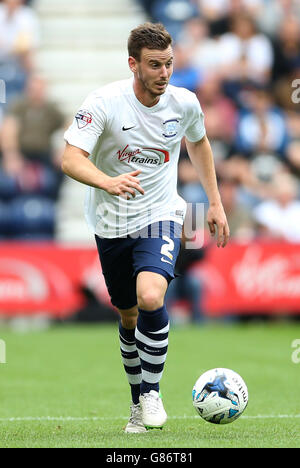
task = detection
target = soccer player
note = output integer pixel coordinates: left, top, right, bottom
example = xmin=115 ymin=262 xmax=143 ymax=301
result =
xmin=62 ymin=22 xmax=229 ymax=433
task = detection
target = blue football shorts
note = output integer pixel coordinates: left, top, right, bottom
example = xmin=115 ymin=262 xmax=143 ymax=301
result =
xmin=95 ymin=220 xmax=182 ymax=310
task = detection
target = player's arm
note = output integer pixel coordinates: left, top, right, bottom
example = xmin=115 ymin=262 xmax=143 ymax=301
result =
xmin=61 ymin=143 xmax=144 ymax=199
xmin=185 ymin=135 xmax=230 ymax=247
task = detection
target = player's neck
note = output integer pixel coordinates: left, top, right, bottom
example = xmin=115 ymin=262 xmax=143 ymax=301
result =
xmin=133 ymin=80 xmax=160 ymax=108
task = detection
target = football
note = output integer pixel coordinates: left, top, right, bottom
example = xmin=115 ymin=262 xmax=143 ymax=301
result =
xmin=192 ymin=368 xmax=248 ymax=424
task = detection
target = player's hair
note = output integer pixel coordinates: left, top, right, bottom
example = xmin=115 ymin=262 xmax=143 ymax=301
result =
xmin=128 ymin=22 xmax=172 ymax=61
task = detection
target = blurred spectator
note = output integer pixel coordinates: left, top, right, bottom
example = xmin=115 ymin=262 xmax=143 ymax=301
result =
xmin=0 ymin=0 xmax=40 ymax=106
xmin=253 ymin=171 xmax=300 ymax=242
xmin=234 ymin=83 xmax=290 ymax=159
xmin=196 ymin=74 xmax=237 ymax=151
xmin=218 ymin=12 xmax=274 ymax=88
xmin=170 ymin=43 xmax=202 ymax=92
xmin=257 ymin=0 xmax=300 ymax=39
xmin=286 ymin=140 xmax=300 ymax=177
xmin=178 ymin=17 xmax=221 ymax=79
xmin=218 ymin=173 xmax=255 ymax=240
xmin=197 ymin=0 xmax=263 ymax=36
xmin=216 ymin=155 xmax=278 ymax=209
xmin=273 ymin=61 xmax=300 ymax=174
xmin=271 ymin=15 xmax=300 ymax=82
xmin=146 ymin=0 xmax=199 ymax=41
xmin=0 ymin=74 xmax=65 ymax=179
xmin=274 ymin=66 xmax=300 ymax=115
xmin=178 ymin=71 xmax=238 ymax=205
xmin=197 ymin=0 xmax=263 ymax=21
xmin=0 ymin=73 xmax=65 ymax=240
xmin=178 ymin=141 xmax=208 ymax=205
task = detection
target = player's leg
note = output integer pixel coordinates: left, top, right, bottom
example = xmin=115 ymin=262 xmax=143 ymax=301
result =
xmin=95 ymin=235 xmax=145 ymax=433
xmin=118 ymin=304 xmax=147 ymax=433
xmin=136 ymin=271 xmax=169 ymax=395
xmin=132 ymin=221 xmax=182 ymax=428
xmin=135 ymin=271 xmax=169 ymax=428
xmin=118 ymin=305 xmax=141 ymax=406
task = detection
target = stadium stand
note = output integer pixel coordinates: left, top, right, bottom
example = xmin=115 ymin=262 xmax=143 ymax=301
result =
xmin=33 ymin=0 xmax=146 ymax=115
xmin=35 ymin=0 xmax=147 ymax=244
xmin=0 ymin=0 xmax=147 ymax=243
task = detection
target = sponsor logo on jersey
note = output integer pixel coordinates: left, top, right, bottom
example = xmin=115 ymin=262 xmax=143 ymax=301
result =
xmin=116 ymin=145 xmax=169 ymax=166
xmin=163 ymin=118 xmax=179 ymax=138
xmin=75 ymin=110 xmax=93 ymax=129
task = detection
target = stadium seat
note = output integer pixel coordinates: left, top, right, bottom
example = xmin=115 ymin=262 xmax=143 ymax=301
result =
xmin=9 ymin=195 xmax=55 ymax=238
xmin=150 ymin=0 xmax=198 ymax=41
xmin=0 ymin=170 xmax=19 ymax=201
xmin=0 ymin=200 xmax=11 ymax=235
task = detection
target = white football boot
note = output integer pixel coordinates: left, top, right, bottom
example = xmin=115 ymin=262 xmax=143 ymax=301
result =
xmin=139 ymin=390 xmax=167 ymax=429
xmin=124 ymin=402 xmax=147 ymax=433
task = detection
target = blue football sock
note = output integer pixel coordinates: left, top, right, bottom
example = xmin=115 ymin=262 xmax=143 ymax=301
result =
xmin=135 ymin=305 xmax=169 ymax=395
xmin=119 ymin=322 xmax=141 ymax=405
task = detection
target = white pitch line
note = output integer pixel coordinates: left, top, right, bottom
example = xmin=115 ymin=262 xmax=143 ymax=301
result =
xmin=0 ymin=414 xmax=299 ymax=422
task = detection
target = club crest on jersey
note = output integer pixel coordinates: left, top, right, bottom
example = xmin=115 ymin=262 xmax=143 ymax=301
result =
xmin=75 ymin=110 xmax=93 ymax=129
xmin=163 ymin=118 xmax=179 ymax=138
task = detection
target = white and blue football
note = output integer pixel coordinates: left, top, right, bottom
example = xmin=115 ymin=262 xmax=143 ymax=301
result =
xmin=192 ymin=368 xmax=248 ymax=424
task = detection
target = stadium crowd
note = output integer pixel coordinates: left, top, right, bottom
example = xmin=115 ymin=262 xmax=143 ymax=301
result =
xmin=0 ymin=0 xmax=299 ymax=246
xmin=0 ymin=0 xmax=63 ymax=240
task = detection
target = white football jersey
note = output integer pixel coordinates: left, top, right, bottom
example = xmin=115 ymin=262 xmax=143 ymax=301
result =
xmin=64 ymin=78 xmax=206 ymax=238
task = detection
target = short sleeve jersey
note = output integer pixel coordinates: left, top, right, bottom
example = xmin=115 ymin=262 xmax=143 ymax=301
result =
xmin=64 ymin=78 xmax=206 ymax=238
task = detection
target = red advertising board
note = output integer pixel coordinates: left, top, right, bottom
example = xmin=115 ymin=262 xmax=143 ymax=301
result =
xmin=193 ymin=241 xmax=300 ymax=316
xmin=0 ymin=242 xmax=299 ymax=317
xmin=0 ymin=243 xmax=110 ymax=318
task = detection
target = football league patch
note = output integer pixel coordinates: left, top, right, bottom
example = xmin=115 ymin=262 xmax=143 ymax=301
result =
xmin=75 ymin=110 xmax=93 ymax=129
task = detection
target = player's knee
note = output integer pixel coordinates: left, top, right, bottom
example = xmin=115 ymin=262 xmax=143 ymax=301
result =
xmin=137 ymin=289 xmax=164 ymax=311
xmin=136 ymin=271 xmax=168 ymax=311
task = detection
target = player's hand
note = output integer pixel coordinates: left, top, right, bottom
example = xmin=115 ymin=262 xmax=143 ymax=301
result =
xmin=103 ymin=169 xmax=145 ymax=199
xmin=207 ymin=202 xmax=230 ymax=248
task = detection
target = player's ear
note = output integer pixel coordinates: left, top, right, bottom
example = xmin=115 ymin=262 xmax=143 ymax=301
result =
xmin=128 ymin=56 xmax=138 ymax=74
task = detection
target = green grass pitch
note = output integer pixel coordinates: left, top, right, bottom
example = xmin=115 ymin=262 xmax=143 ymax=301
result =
xmin=0 ymin=321 xmax=299 ymax=448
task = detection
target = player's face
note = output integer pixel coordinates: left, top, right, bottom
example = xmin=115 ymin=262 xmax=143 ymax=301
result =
xmin=131 ymin=46 xmax=174 ymax=103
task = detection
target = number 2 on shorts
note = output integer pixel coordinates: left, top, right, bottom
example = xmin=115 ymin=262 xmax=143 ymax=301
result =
xmin=160 ymin=235 xmax=174 ymax=261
